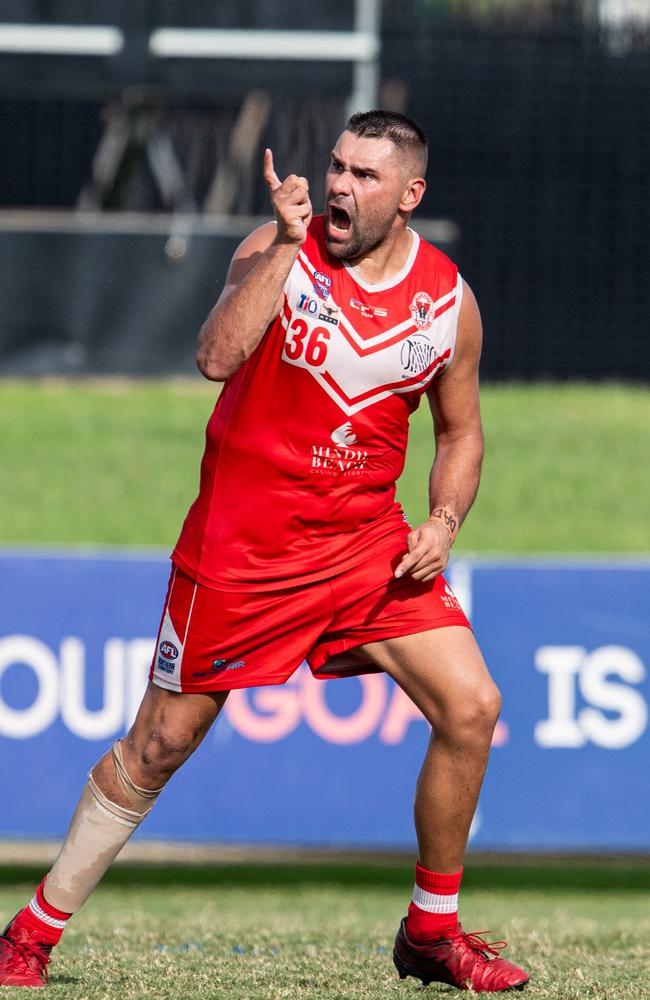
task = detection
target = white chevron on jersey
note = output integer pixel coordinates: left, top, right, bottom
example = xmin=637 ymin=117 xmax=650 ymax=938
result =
xmin=298 ymin=246 xmax=459 ymax=351
xmin=281 ymin=262 xmax=462 ymax=418
xmin=297 ymin=249 xmax=421 ymax=352
xmin=280 ymin=304 xmax=457 ymax=417
xmin=311 ymin=353 xmax=451 ymax=417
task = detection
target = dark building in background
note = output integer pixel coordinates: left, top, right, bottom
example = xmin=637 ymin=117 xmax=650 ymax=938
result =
xmin=0 ymin=1 xmax=648 ymax=379
xmin=384 ymin=1 xmax=650 ymax=380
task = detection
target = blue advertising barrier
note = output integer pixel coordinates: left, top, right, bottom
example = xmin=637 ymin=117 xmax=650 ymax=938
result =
xmin=0 ymin=550 xmax=648 ymax=851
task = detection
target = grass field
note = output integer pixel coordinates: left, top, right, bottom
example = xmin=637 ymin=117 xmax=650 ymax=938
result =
xmin=0 ymin=380 xmax=648 ymax=552
xmin=2 ymin=380 xmax=648 ymax=997
xmin=0 ymin=860 xmax=648 ymax=999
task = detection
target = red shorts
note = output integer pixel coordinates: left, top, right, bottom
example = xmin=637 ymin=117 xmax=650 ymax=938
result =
xmin=149 ymin=541 xmax=471 ymax=693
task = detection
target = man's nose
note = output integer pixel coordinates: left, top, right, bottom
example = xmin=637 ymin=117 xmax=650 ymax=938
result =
xmin=329 ymin=169 xmax=352 ymax=196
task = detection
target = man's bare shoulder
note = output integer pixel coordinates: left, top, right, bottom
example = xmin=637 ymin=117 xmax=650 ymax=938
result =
xmin=225 ymin=222 xmax=278 ymax=286
xmin=237 ymin=221 xmax=278 ymax=256
xmin=456 ymin=279 xmax=482 ymax=361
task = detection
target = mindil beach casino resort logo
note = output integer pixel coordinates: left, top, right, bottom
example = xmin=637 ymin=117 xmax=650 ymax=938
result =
xmin=410 ymin=291 xmax=434 ymax=331
xmin=309 ymin=422 xmax=367 ymax=476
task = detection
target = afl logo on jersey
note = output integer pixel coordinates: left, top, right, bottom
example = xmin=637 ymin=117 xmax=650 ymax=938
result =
xmin=410 ymin=291 xmax=434 ymax=331
xmin=313 ymin=270 xmax=332 ymax=300
xmin=159 ymin=640 xmax=179 ymax=661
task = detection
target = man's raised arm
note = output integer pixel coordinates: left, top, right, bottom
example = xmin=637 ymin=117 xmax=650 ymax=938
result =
xmin=196 ymin=149 xmax=312 ymax=381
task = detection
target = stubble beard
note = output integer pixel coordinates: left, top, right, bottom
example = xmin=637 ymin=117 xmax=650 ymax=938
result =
xmin=326 ymin=211 xmax=395 ymax=263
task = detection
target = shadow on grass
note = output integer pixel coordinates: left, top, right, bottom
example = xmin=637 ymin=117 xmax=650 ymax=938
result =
xmin=0 ymin=860 xmax=648 ymax=894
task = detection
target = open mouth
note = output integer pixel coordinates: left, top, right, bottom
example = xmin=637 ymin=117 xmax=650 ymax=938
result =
xmin=328 ymin=203 xmax=351 ymax=236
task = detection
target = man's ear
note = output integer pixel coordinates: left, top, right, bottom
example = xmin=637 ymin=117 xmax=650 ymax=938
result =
xmin=400 ymin=176 xmax=426 ymax=213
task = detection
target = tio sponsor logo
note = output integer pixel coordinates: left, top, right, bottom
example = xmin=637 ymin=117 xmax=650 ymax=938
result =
xmin=535 ymin=645 xmax=647 ymax=749
xmin=297 ymin=293 xmax=319 ymax=317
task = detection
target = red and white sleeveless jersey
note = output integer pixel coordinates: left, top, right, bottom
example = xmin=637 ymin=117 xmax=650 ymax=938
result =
xmin=173 ymin=216 xmax=463 ymax=590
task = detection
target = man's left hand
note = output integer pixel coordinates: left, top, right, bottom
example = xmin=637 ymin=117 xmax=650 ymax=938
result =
xmin=394 ymin=521 xmax=452 ymax=582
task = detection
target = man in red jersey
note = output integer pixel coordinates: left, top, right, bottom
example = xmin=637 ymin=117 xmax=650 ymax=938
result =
xmin=0 ymin=111 xmax=528 ymax=992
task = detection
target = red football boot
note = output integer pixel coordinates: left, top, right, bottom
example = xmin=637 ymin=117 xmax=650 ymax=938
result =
xmin=394 ymin=918 xmax=529 ymax=992
xmin=0 ymin=918 xmax=52 ymax=988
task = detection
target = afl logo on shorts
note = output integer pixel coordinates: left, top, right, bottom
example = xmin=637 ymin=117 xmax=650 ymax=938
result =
xmin=159 ymin=640 xmax=179 ymax=661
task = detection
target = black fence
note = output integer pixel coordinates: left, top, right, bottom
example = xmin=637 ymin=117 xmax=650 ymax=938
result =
xmin=0 ymin=2 xmax=648 ymax=379
xmin=383 ymin=6 xmax=650 ymax=379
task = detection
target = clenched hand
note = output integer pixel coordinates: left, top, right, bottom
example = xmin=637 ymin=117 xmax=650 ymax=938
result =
xmin=394 ymin=520 xmax=453 ymax=582
xmin=263 ymin=148 xmax=312 ymax=246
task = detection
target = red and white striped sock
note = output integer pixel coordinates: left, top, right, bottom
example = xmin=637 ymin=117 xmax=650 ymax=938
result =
xmin=10 ymin=879 xmax=72 ymax=947
xmin=405 ymin=863 xmax=463 ymax=943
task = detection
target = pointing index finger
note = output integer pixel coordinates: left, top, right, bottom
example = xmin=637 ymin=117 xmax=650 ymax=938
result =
xmin=263 ymin=148 xmax=281 ymax=192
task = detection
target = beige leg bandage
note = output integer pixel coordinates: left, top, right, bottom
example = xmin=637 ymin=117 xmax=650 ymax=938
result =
xmin=44 ymin=741 xmax=164 ymax=913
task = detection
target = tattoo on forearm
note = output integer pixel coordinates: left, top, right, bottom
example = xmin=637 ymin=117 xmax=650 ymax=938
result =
xmin=430 ymin=507 xmax=458 ymax=538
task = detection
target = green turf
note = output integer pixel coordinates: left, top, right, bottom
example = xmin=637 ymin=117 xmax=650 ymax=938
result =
xmin=0 ymin=861 xmax=648 ymax=998
xmin=0 ymin=380 xmax=648 ymax=552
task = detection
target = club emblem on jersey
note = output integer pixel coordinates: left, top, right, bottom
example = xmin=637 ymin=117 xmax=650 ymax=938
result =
xmin=331 ymin=421 xmax=357 ymax=446
xmin=410 ymin=291 xmax=434 ymax=331
xmin=285 ymin=248 xmax=456 ymax=418
xmin=350 ymin=298 xmax=388 ymax=319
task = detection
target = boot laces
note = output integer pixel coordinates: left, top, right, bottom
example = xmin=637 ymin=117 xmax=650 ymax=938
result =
xmin=5 ymin=935 xmax=50 ymax=983
xmin=458 ymin=929 xmax=507 ymax=962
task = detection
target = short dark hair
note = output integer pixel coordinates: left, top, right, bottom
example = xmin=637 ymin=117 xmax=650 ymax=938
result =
xmin=345 ymin=110 xmax=428 ymax=173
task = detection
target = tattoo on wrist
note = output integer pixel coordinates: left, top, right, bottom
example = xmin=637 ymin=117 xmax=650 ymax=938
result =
xmin=430 ymin=507 xmax=458 ymax=538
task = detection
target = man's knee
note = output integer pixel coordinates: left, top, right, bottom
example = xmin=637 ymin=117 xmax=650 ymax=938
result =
xmin=117 ymin=682 xmax=226 ymax=788
xmin=92 ymin=724 xmax=198 ymax=803
xmin=128 ymin=723 xmax=199 ymax=785
xmin=434 ymin=679 xmax=502 ymax=745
